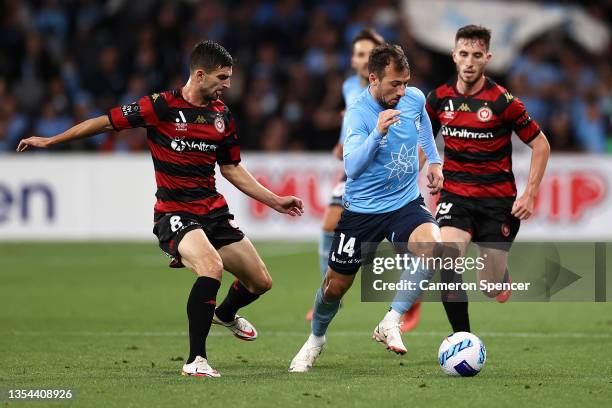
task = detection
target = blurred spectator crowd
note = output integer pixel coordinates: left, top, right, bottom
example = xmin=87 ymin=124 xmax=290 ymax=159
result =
xmin=0 ymin=0 xmax=610 ymax=153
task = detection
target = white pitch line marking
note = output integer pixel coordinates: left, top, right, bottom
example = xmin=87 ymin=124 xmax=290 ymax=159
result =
xmin=10 ymin=330 xmax=612 ymax=339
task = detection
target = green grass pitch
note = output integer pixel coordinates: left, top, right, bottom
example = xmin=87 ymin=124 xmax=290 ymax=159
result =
xmin=1 ymin=242 xmax=611 ymax=407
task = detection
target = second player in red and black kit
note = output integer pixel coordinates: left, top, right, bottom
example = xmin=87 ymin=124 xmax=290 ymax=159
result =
xmin=18 ymin=41 xmax=304 ymax=377
xmin=425 ymin=25 xmax=550 ymax=334
xmin=426 ymin=76 xmax=541 ymax=242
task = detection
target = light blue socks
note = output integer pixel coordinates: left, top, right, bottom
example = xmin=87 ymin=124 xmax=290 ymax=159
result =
xmin=319 ymin=231 xmax=335 ymax=279
xmin=390 ymin=263 xmax=435 ymax=314
xmin=311 ymin=286 xmax=341 ymax=336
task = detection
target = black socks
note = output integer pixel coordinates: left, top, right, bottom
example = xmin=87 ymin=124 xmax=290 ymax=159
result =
xmin=215 ymin=279 xmax=260 ymax=323
xmin=440 ymin=268 xmax=471 ymax=333
xmin=186 ymin=276 xmax=221 ymax=364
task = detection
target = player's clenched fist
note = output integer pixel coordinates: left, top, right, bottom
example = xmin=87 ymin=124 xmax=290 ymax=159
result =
xmin=17 ymin=136 xmax=50 ymax=152
xmin=376 ymin=109 xmax=401 ymax=136
xmin=427 ymin=163 xmax=444 ymax=194
xmin=511 ymin=193 xmax=535 ymax=220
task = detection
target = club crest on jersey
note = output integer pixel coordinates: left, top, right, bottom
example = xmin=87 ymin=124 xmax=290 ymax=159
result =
xmin=501 ymin=223 xmax=510 ymax=237
xmin=214 ymin=115 xmax=225 ymax=133
xmin=477 ymin=106 xmax=493 ymax=122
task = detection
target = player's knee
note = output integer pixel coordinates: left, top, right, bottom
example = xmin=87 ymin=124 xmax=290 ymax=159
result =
xmin=251 ymin=275 xmax=273 ymax=294
xmin=323 ymin=281 xmax=347 ymax=301
xmin=244 ymin=263 xmax=272 ymax=294
xmin=192 ymin=256 xmax=223 ymax=279
xmin=323 ymin=285 xmax=342 ymax=301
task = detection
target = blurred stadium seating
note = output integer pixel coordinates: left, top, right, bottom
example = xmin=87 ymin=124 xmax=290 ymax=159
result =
xmin=0 ymin=0 xmax=610 ymax=241
xmin=0 ymin=0 xmax=609 ymax=153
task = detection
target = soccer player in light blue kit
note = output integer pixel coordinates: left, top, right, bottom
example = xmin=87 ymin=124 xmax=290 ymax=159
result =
xmin=307 ymin=28 xmax=384 ymax=321
xmin=290 ymin=44 xmax=444 ymax=372
xmin=309 ymin=29 xmax=422 ymax=331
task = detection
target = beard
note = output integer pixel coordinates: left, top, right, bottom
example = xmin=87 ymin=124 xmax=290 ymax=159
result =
xmin=458 ymin=68 xmax=483 ymax=86
xmin=374 ymin=85 xmax=399 ymax=108
xmin=379 ymin=95 xmax=399 ymax=109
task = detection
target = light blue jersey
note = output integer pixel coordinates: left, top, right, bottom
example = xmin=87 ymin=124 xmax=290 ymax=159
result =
xmin=342 ymin=87 xmax=442 ymax=214
xmin=343 ymin=75 xmax=366 ymax=107
xmin=338 ymin=75 xmax=367 ymax=144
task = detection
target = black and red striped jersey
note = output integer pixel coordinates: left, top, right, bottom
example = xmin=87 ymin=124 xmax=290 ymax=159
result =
xmin=426 ymin=77 xmax=541 ymax=204
xmin=107 ymin=89 xmax=240 ymax=216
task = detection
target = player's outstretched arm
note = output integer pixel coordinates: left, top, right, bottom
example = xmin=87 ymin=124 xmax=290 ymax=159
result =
xmin=220 ymin=163 xmax=304 ymax=217
xmin=512 ymin=132 xmax=550 ymax=220
xmin=17 ymin=115 xmax=114 ymax=152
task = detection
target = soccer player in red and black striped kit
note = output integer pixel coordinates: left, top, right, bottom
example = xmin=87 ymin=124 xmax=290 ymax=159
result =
xmin=17 ymin=41 xmax=304 ymax=377
xmin=425 ymin=25 xmax=550 ymax=333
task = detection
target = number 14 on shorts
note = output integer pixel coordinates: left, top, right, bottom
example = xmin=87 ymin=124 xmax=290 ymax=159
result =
xmin=337 ymin=233 xmax=356 ymax=257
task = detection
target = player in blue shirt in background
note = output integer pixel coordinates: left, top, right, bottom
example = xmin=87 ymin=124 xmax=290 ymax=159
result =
xmin=291 ymin=44 xmax=444 ymax=372
xmin=308 ymin=29 xmax=422 ymax=332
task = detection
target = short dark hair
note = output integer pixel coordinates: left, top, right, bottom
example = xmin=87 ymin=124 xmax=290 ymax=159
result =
xmin=368 ymin=44 xmax=410 ymax=79
xmin=352 ymin=28 xmax=385 ymax=48
xmin=455 ymin=25 xmax=492 ymax=51
xmin=189 ymin=40 xmax=233 ymax=72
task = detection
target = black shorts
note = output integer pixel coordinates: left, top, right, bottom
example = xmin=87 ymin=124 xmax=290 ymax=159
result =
xmin=435 ymin=191 xmax=520 ymax=251
xmin=153 ymin=211 xmax=245 ymax=268
xmin=329 ymin=174 xmax=347 ymax=207
xmin=328 ymin=196 xmax=437 ymax=275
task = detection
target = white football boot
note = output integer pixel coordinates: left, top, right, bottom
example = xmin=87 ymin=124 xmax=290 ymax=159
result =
xmin=372 ymin=320 xmax=407 ymax=355
xmin=212 ymin=313 xmax=258 ymax=341
xmin=288 ymin=335 xmax=326 ymax=373
xmin=181 ymin=356 xmax=221 ymax=378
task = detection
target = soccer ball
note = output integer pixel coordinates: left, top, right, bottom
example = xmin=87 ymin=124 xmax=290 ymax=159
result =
xmin=438 ymin=332 xmax=486 ymax=377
